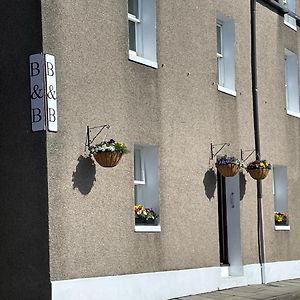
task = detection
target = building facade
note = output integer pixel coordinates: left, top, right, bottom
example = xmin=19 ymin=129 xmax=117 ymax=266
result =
xmin=1 ymin=0 xmax=300 ymax=299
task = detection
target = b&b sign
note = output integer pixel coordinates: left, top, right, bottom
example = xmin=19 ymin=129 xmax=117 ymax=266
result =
xmin=29 ymin=53 xmax=58 ymax=132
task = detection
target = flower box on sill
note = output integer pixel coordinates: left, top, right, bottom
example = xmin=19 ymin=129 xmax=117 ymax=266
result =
xmin=134 ymin=205 xmax=158 ymax=226
xmin=135 ymin=218 xmax=156 ymax=225
xmin=274 ymin=212 xmax=289 ymax=227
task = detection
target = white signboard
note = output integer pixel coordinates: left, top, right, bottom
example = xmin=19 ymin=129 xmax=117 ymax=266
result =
xmin=29 ymin=54 xmax=46 ymax=131
xmin=45 ymin=54 xmax=58 ymax=132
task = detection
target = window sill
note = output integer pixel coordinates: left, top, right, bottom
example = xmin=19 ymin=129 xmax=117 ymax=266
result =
xmin=129 ymin=51 xmax=158 ymax=69
xmin=275 ymin=225 xmax=290 ymax=231
xmin=135 ymin=225 xmax=161 ymax=233
xmin=217 ymin=85 xmax=237 ymax=97
xmin=287 ymin=110 xmax=300 ymax=119
xmin=284 ymin=20 xmax=297 ymax=31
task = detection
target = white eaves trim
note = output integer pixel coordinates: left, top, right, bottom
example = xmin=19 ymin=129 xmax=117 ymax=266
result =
xmin=287 ymin=109 xmax=300 ymax=119
xmin=217 ymin=85 xmax=237 ymax=97
xmin=135 ymin=225 xmax=161 ymax=232
xmin=275 ymin=225 xmax=290 ymax=231
xmin=129 ymin=51 xmax=158 ymax=69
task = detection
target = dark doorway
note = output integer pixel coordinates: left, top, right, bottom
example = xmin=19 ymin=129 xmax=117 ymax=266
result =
xmin=217 ymin=172 xmax=229 ymax=265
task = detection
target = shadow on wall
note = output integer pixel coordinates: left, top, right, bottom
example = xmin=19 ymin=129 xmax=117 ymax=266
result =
xmin=203 ymin=168 xmax=217 ymax=200
xmin=72 ymin=155 xmax=96 ymax=195
xmin=203 ymin=170 xmax=247 ymax=201
xmin=240 ymin=172 xmax=246 ymax=201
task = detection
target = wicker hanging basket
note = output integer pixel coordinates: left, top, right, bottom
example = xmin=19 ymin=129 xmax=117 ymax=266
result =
xmin=247 ymin=168 xmax=269 ymax=180
xmin=216 ymin=164 xmax=240 ymax=177
xmin=93 ymin=151 xmax=123 ymax=167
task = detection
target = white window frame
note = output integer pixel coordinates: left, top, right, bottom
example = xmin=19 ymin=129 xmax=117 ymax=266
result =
xmin=216 ymin=13 xmax=236 ymax=97
xmin=272 ymin=165 xmax=290 ymax=231
xmin=284 ymin=49 xmax=300 ymax=118
xmin=134 ymin=144 xmax=160 ymax=232
xmin=284 ymin=0 xmax=297 ymax=31
xmin=217 ymin=23 xmax=224 ymax=88
xmin=128 ymin=0 xmax=158 ymax=69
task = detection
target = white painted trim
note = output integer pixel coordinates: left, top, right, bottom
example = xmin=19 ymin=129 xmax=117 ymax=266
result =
xmin=217 ymin=85 xmax=237 ymax=97
xmin=129 ymin=51 xmax=158 ymax=69
xmin=135 ymin=225 xmax=161 ymax=232
xmin=52 ymin=267 xmax=221 ymax=300
xmin=51 ymin=261 xmax=300 ymax=300
xmin=275 ymin=225 xmax=290 ymax=231
xmin=284 ymin=19 xmax=297 ymax=31
xmin=287 ymin=109 xmax=300 ymax=119
xmin=219 ymin=264 xmax=262 ymax=290
xmin=264 ymin=260 xmax=300 ymax=283
xmin=128 ymin=13 xmax=140 ymax=23
xmin=221 ymin=266 xmax=229 ymax=277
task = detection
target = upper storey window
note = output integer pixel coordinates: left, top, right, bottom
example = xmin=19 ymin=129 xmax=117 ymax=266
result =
xmin=128 ymin=0 xmax=157 ymax=68
xmin=284 ymin=49 xmax=300 ymax=118
xmin=284 ymin=0 xmax=297 ymax=31
xmin=216 ymin=13 xmax=236 ymax=97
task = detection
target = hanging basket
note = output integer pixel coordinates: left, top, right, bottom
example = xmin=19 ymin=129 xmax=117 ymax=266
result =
xmin=216 ymin=164 xmax=240 ymax=177
xmin=247 ymin=168 xmax=269 ymax=180
xmin=93 ymin=151 xmax=123 ymax=167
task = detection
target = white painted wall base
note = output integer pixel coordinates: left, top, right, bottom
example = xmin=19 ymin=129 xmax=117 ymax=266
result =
xmin=219 ymin=264 xmax=261 ymax=290
xmin=51 ymin=261 xmax=300 ymax=300
xmin=52 ymin=267 xmax=220 ymax=300
xmin=264 ymin=260 xmax=300 ymax=283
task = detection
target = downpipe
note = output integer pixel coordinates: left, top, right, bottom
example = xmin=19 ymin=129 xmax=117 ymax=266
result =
xmin=250 ymin=0 xmax=266 ymax=284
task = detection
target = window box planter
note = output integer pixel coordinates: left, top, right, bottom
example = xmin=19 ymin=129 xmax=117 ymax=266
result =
xmin=135 ymin=218 xmax=156 ymax=225
xmin=274 ymin=212 xmax=289 ymax=227
xmin=134 ymin=205 xmax=158 ymax=226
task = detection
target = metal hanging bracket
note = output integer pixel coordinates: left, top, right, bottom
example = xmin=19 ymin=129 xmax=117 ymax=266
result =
xmin=210 ymin=143 xmax=230 ymax=160
xmin=240 ymin=148 xmax=255 ymax=162
xmin=85 ymin=124 xmax=110 ymax=151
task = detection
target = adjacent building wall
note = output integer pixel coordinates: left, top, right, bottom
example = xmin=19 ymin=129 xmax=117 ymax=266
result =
xmin=0 ymin=0 xmax=51 ymax=299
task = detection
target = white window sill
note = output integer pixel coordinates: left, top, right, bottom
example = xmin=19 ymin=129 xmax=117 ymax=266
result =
xmin=128 ymin=51 xmax=158 ymax=69
xmin=135 ymin=225 xmax=161 ymax=232
xmin=284 ymin=20 xmax=297 ymax=31
xmin=217 ymin=85 xmax=237 ymax=97
xmin=287 ymin=109 xmax=300 ymax=119
xmin=275 ymin=225 xmax=290 ymax=231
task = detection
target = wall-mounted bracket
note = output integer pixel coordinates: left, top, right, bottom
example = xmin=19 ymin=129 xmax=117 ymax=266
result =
xmin=85 ymin=124 xmax=110 ymax=151
xmin=240 ymin=149 xmax=255 ymax=162
xmin=210 ymin=143 xmax=230 ymax=160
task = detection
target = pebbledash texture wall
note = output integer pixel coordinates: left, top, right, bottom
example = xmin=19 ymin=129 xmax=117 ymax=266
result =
xmin=1 ymin=0 xmax=300 ymax=299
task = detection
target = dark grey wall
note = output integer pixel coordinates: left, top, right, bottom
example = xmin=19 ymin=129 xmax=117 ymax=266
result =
xmin=0 ymin=1 xmax=50 ymax=299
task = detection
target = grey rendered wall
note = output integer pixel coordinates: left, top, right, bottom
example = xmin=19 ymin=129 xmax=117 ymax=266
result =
xmin=0 ymin=0 xmax=51 ymax=299
xmin=256 ymin=3 xmax=300 ymax=262
xmin=41 ymin=0 xmax=299 ymax=281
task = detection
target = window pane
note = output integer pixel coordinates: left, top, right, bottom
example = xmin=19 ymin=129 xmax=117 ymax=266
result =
xmin=128 ymin=0 xmax=138 ymax=17
xmin=134 ymin=148 xmax=142 ymax=181
xmin=129 ymin=21 xmax=136 ymax=52
xmin=217 ymin=25 xmax=222 ymax=55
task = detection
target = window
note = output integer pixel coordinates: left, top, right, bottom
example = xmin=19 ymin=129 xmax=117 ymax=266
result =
xmin=128 ymin=0 xmax=157 ymax=68
xmin=216 ymin=13 xmax=236 ymax=96
xmin=273 ymin=166 xmax=290 ymax=230
xmin=284 ymin=49 xmax=300 ymax=118
xmin=284 ymin=0 xmax=297 ymax=31
xmin=134 ymin=145 xmax=160 ymax=231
